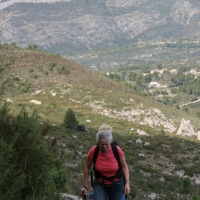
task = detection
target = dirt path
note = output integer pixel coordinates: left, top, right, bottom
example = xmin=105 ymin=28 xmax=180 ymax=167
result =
xmin=179 ymin=98 xmax=200 ymax=107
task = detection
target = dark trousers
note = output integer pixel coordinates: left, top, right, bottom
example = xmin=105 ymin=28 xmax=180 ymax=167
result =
xmin=93 ymin=177 xmax=125 ymax=200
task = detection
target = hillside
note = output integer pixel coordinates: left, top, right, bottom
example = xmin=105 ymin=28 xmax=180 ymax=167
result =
xmin=0 ymin=44 xmax=200 ymax=199
xmin=69 ymin=39 xmax=200 ymax=70
xmin=1 ymin=43 xmax=200 ymax=134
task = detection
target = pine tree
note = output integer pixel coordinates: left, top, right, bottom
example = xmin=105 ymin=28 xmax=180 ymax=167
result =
xmin=64 ymin=108 xmax=79 ymax=129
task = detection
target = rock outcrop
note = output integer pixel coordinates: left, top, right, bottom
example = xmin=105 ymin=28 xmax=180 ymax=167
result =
xmin=90 ymin=100 xmax=200 ymax=140
xmin=176 ymin=118 xmax=199 ymax=139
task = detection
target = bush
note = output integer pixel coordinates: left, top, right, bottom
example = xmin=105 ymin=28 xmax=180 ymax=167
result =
xmin=193 ymin=193 xmax=200 ymax=200
xmin=0 ymin=103 xmax=67 ymax=200
xmin=196 ymin=112 xmax=200 ymax=118
xmin=57 ymin=65 xmax=70 ymax=75
xmin=48 ymin=61 xmax=56 ymax=71
xmin=179 ymin=177 xmax=192 ymax=199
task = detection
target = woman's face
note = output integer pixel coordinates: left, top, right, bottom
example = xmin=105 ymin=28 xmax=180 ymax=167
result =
xmin=99 ymin=139 xmax=110 ymax=153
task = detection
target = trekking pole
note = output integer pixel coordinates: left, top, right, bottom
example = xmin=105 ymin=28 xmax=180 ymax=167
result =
xmin=83 ymin=194 xmax=86 ymax=200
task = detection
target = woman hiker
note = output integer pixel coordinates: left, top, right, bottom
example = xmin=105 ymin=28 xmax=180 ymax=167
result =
xmin=81 ymin=124 xmax=130 ymax=200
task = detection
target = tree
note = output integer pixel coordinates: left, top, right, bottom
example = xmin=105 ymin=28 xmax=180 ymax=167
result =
xmin=64 ymin=108 xmax=79 ymax=129
xmin=152 ymin=71 xmax=160 ymax=81
xmin=27 ymin=44 xmax=38 ymax=50
xmin=144 ymin=74 xmax=152 ymax=83
xmin=156 ymin=63 xmax=163 ymax=69
xmin=127 ymin=71 xmax=137 ymax=81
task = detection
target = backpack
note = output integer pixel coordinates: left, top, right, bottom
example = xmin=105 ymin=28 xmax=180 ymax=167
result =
xmin=90 ymin=141 xmax=125 ymax=187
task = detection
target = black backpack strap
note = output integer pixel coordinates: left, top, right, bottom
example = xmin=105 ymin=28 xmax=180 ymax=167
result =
xmin=111 ymin=142 xmax=120 ymax=167
xmin=90 ymin=145 xmax=100 ymax=187
xmin=93 ymin=145 xmax=100 ymax=167
xmin=112 ymin=142 xmax=126 ymax=188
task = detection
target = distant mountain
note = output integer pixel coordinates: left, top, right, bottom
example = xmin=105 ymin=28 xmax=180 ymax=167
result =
xmin=1 ymin=0 xmax=200 ymax=69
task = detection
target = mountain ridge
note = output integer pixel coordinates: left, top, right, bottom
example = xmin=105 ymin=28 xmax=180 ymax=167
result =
xmin=1 ymin=0 xmax=200 ymax=63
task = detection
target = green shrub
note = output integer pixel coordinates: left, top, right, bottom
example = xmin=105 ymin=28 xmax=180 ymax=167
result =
xmin=179 ymin=177 xmax=192 ymax=199
xmin=51 ymin=169 xmax=67 ymax=191
xmin=48 ymin=61 xmax=56 ymax=71
xmin=0 ymin=103 xmax=67 ymax=200
xmin=57 ymin=65 xmax=70 ymax=75
xmin=18 ymin=81 xmax=31 ymax=93
xmin=193 ymin=193 xmax=200 ymax=200
xmin=27 ymin=44 xmax=38 ymax=50
xmin=196 ymin=112 xmax=200 ymax=118
xmin=29 ymin=69 xmax=34 ymax=73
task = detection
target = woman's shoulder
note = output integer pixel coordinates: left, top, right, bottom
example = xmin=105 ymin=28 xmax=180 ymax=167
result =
xmin=115 ymin=145 xmax=124 ymax=156
xmin=88 ymin=145 xmax=97 ymax=159
xmin=89 ymin=145 xmax=97 ymax=152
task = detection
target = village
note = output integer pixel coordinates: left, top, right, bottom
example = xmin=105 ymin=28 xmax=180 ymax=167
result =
xmin=147 ymin=67 xmax=200 ymax=88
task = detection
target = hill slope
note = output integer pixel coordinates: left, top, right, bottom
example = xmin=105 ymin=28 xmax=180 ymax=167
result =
xmin=0 ymin=43 xmax=199 ymax=137
xmin=1 ymin=44 xmax=200 ymax=199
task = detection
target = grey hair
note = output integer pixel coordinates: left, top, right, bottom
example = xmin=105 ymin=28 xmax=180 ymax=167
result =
xmin=96 ymin=124 xmax=113 ymax=143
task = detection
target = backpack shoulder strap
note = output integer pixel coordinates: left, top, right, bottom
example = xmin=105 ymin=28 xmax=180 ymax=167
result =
xmin=93 ymin=145 xmax=100 ymax=168
xmin=111 ymin=142 xmax=126 ymax=191
xmin=91 ymin=145 xmax=100 ymax=187
xmin=111 ymin=142 xmax=121 ymax=168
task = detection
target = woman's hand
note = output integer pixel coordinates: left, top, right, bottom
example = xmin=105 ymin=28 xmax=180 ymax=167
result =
xmin=125 ymin=182 xmax=131 ymax=197
xmin=81 ymin=186 xmax=87 ymax=197
xmin=82 ymin=156 xmax=92 ymax=197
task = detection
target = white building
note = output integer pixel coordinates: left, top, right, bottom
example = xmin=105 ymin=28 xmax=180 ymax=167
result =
xmin=148 ymin=82 xmax=161 ymax=88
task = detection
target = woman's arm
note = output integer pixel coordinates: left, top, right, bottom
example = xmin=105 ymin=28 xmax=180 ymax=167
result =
xmin=81 ymin=156 xmax=93 ymax=195
xmin=120 ymin=155 xmax=131 ymax=196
